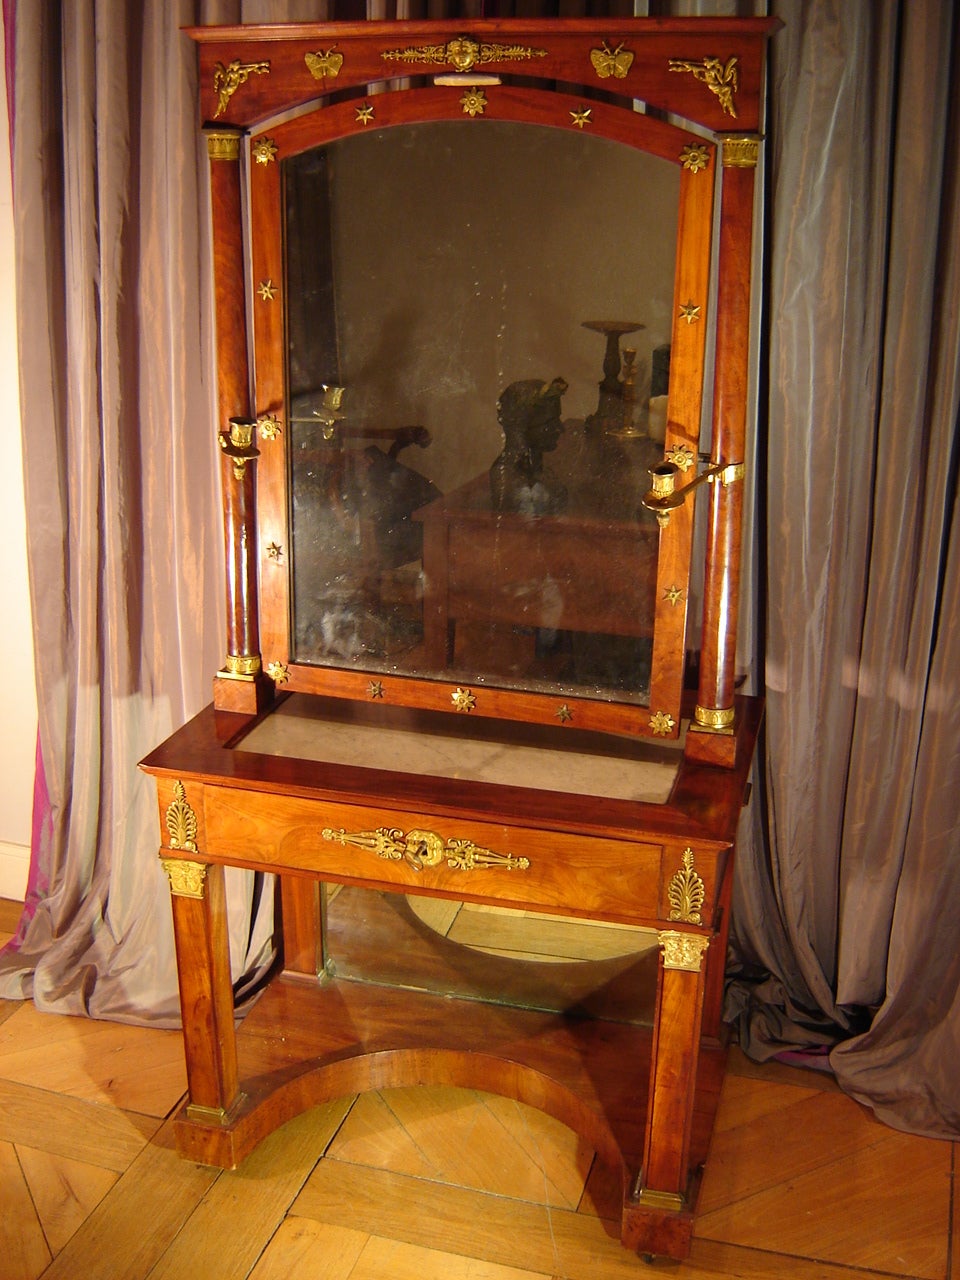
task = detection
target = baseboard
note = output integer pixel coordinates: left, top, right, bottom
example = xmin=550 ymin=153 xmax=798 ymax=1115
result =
xmin=0 ymin=840 xmax=30 ymax=902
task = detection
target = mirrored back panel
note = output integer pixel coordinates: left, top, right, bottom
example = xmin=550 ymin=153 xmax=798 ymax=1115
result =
xmin=287 ymin=120 xmax=677 ymax=700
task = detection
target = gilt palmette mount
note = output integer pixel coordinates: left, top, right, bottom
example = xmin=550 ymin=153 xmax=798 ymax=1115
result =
xmin=667 ymin=847 xmax=706 ymax=925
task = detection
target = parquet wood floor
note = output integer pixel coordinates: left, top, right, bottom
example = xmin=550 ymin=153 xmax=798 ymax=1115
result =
xmin=1 ymin=897 xmax=956 ymax=1280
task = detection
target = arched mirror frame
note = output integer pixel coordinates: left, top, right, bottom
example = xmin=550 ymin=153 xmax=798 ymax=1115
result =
xmin=252 ymin=91 xmax=709 ymax=738
xmin=194 ymin=18 xmax=775 ymax=764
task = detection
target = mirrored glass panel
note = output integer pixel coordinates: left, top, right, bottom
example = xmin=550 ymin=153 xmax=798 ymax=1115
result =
xmin=324 ymin=885 xmax=659 ymax=1024
xmin=284 ymin=121 xmax=679 ymax=704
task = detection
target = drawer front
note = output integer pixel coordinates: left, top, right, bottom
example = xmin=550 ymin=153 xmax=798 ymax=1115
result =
xmin=197 ymin=785 xmax=723 ymax=928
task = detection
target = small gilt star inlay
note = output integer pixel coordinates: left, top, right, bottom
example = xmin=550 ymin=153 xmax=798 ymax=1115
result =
xmin=257 ymin=279 xmax=277 ymax=302
xmin=679 ymin=300 xmax=702 ymax=325
xmin=355 ymin=103 xmax=375 ymax=125
xmin=680 ymin=143 xmax=711 ymax=173
xmin=663 ymin=584 xmax=684 ymax=606
xmin=665 ymin=445 xmax=696 ymax=476
xmin=257 ymin=414 xmax=282 ymax=441
xmin=367 ymin=680 xmax=384 ymax=699
xmin=570 ymin=106 xmax=592 ymax=129
xmin=666 ymin=443 xmax=696 ymax=472
xmin=266 ymin=660 xmax=289 ymax=685
xmin=460 ymin=89 xmax=487 ymax=117
xmin=649 ymin=710 xmax=677 ymax=737
xmin=556 ymin=704 xmax=573 ymax=724
xmin=252 ymin=137 xmax=278 ymax=165
xmin=265 ymin=541 xmax=283 ymax=561
xmin=452 ymin=686 xmax=477 ymax=713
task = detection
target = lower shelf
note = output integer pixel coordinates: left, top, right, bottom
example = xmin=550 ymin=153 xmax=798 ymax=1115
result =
xmin=172 ymin=973 xmax=725 ymax=1260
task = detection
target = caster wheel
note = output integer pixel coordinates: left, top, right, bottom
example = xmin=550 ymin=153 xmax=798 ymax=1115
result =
xmin=640 ymin=1253 xmax=657 ymax=1265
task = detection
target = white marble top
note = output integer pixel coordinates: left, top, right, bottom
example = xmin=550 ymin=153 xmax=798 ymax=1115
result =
xmin=239 ymin=695 xmax=683 ymax=805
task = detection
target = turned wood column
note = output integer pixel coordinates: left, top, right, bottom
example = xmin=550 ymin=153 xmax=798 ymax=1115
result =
xmin=691 ymin=135 xmax=761 ymax=760
xmin=205 ymin=127 xmax=272 ymax=714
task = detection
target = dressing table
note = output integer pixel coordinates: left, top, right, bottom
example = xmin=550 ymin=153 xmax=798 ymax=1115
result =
xmin=141 ymin=17 xmax=775 ymax=1261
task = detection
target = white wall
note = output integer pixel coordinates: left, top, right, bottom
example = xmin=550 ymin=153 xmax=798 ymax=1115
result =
xmin=0 ymin=50 xmax=37 ymax=903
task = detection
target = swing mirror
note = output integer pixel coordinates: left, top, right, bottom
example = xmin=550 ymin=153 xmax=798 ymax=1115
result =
xmin=249 ymin=82 xmax=714 ymax=737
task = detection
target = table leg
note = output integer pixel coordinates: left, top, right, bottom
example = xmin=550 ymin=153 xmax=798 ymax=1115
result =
xmin=161 ymin=857 xmax=241 ymax=1121
xmin=638 ymin=929 xmax=711 ymax=1203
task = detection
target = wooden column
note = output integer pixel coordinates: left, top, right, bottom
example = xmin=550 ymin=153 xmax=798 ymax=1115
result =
xmin=689 ymin=135 xmax=761 ymax=765
xmin=160 ymin=856 xmax=240 ymax=1120
xmin=206 ymin=127 xmax=272 ymax=714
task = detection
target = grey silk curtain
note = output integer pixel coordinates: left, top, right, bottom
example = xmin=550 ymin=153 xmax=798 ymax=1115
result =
xmin=724 ymin=0 xmax=960 ymax=1139
xmin=0 ymin=0 xmax=306 ymax=1021
xmin=2 ymin=0 xmax=958 ymax=1138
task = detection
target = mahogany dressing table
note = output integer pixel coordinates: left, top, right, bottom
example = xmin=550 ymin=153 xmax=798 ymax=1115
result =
xmin=141 ymin=18 xmax=775 ymax=1262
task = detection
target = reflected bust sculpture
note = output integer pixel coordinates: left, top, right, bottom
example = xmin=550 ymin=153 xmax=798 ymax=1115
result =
xmin=489 ymin=376 xmax=569 ymax=516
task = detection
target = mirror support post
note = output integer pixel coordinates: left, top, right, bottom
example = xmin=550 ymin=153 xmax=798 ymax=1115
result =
xmin=205 ymin=127 xmax=273 ymax=714
xmin=688 ymin=135 xmax=761 ymax=765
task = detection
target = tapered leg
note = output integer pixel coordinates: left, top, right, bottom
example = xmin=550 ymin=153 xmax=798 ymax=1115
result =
xmin=162 ymin=857 xmax=240 ymax=1120
xmin=639 ymin=930 xmax=710 ymax=1198
xmin=621 ymin=929 xmax=711 ymax=1257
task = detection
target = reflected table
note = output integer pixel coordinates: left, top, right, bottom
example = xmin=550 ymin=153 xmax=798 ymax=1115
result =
xmin=416 ymin=476 xmax=660 ymax=669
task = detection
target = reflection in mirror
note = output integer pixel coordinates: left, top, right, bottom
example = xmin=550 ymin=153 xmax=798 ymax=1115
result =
xmin=324 ymin=884 xmax=659 ymax=1025
xmin=284 ymin=121 xmax=679 ymax=703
